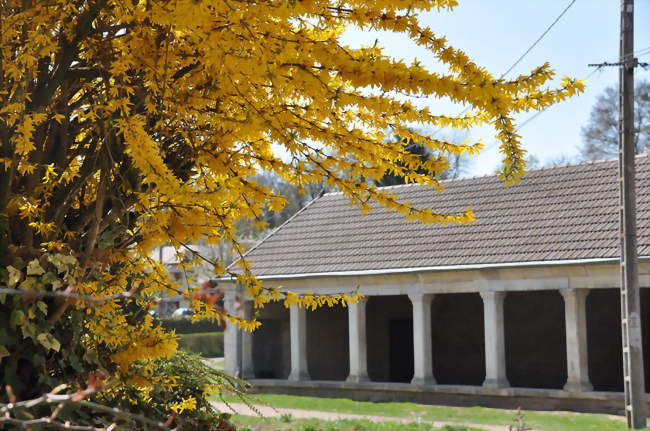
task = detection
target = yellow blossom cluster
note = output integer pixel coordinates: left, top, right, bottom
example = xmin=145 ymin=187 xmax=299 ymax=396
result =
xmin=0 ymin=0 xmax=583 ymax=406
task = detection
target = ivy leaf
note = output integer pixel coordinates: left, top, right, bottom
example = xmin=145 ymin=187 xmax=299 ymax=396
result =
xmin=18 ymin=277 xmax=41 ymax=291
xmin=37 ymin=333 xmax=61 ymax=352
xmin=21 ymin=321 xmax=38 ymax=340
xmin=9 ymin=309 xmax=25 ymax=329
xmin=47 ymin=254 xmax=77 ymax=273
xmin=7 ymin=266 xmax=21 ymax=288
xmin=26 ymin=259 xmax=45 ymax=276
xmin=36 ymin=301 xmax=48 ymax=315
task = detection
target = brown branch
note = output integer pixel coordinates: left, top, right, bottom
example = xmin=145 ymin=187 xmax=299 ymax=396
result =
xmin=0 ymin=287 xmax=149 ymax=304
xmin=0 ymin=387 xmax=170 ymax=430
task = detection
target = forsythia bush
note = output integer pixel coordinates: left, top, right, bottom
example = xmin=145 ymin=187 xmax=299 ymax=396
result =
xmin=0 ymin=0 xmax=583 ymax=427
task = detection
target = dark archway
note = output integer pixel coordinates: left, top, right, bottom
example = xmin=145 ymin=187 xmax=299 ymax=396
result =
xmin=253 ymin=302 xmax=290 ymax=379
xmin=307 ymin=306 xmax=349 ymax=380
xmin=431 ymin=293 xmax=485 ymax=385
xmin=586 ymin=289 xmax=623 ymax=391
xmin=587 ymin=288 xmax=650 ymax=392
xmin=366 ymin=295 xmax=413 ymax=382
xmin=504 ymin=290 xmax=567 ymax=389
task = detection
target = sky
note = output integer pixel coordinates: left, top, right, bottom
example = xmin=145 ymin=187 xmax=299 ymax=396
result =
xmin=341 ymin=0 xmax=650 ymax=176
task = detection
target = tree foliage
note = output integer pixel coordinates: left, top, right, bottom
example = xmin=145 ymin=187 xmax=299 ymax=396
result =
xmin=375 ymin=131 xmax=470 ymax=187
xmin=580 ymin=80 xmax=649 ymax=161
xmin=0 ymin=0 xmax=583 ymax=425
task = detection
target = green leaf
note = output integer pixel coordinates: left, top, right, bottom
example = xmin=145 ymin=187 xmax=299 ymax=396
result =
xmin=36 ymin=301 xmax=48 ymax=315
xmin=41 ymin=270 xmax=58 ymax=284
xmin=26 ymin=259 xmax=45 ymax=276
xmin=37 ymin=333 xmax=61 ymax=352
xmin=0 ymin=345 xmax=8 ymax=362
xmin=18 ymin=276 xmax=42 ymax=291
xmin=7 ymin=266 xmax=21 ymax=288
xmin=48 ymin=254 xmax=77 ymax=273
xmin=20 ymin=321 xmax=37 ymax=340
xmin=41 ymin=270 xmax=63 ymax=290
xmin=9 ymin=309 xmax=24 ymax=329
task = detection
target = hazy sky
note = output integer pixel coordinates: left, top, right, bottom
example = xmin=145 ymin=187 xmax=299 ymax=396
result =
xmin=343 ymin=0 xmax=650 ymax=176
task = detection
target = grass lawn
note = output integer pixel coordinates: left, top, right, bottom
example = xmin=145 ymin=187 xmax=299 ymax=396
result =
xmin=231 ymin=414 xmax=488 ymax=431
xmin=213 ymin=393 xmax=650 ymax=431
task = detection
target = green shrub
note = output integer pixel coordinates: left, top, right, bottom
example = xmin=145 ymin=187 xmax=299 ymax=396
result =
xmin=178 ymin=331 xmax=224 ymax=357
xmin=108 ymin=351 xmax=250 ymax=430
xmin=159 ymin=317 xmax=224 ymax=334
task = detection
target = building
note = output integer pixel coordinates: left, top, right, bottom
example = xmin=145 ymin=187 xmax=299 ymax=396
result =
xmin=221 ymin=156 xmax=650 ymax=413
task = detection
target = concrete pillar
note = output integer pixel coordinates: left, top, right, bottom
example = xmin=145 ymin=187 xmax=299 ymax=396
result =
xmin=481 ymin=291 xmax=509 ymax=388
xmin=288 ymin=306 xmax=310 ymax=381
xmin=240 ymin=300 xmax=255 ymax=379
xmin=409 ymin=293 xmax=435 ymax=385
xmin=224 ymin=290 xmax=238 ymax=376
xmin=561 ymin=288 xmax=593 ymax=392
xmin=347 ymin=298 xmax=369 ymax=383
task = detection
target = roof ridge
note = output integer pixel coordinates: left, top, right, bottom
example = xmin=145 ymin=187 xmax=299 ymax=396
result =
xmin=322 ymin=154 xmax=650 ymax=197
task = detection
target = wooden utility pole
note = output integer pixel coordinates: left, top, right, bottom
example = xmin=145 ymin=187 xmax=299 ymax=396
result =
xmin=619 ymin=0 xmax=645 ymax=428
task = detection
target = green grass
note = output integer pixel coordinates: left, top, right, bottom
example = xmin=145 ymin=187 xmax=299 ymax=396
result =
xmin=213 ymin=393 xmax=650 ymax=431
xmin=231 ymin=414 xmax=488 ymax=431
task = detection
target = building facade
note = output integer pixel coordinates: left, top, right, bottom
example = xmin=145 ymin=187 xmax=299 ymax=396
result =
xmin=222 ymin=157 xmax=650 ymax=413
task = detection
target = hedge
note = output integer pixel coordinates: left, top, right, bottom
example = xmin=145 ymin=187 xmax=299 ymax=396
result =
xmin=158 ymin=317 xmax=224 ymax=334
xmin=177 ymin=332 xmax=224 ymax=358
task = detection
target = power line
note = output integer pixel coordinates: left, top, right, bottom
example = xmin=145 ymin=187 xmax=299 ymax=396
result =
xmin=504 ymin=44 xmax=650 ymax=137
xmin=438 ymin=0 xmax=579 ymax=129
xmin=515 ymin=67 xmax=603 ymax=133
xmin=480 ymin=65 xmax=604 ymax=153
xmin=501 ymin=0 xmax=577 ymax=78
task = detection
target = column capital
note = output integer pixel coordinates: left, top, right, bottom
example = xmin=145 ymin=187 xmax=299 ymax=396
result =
xmin=408 ymin=292 xmax=434 ymax=303
xmin=559 ymin=288 xmax=590 ymax=300
xmin=349 ymin=296 xmax=368 ymax=306
xmin=480 ymin=290 xmax=506 ymax=301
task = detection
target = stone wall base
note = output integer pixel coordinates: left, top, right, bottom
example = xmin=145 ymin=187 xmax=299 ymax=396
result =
xmin=249 ymin=379 xmax=650 ymax=416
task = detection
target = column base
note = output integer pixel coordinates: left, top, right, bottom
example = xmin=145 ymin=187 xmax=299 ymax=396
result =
xmin=411 ymin=376 xmax=436 ymax=386
xmin=241 ymin=370 xmax=255 ymax=380
xmin=288 ymin=371 xmax=311 ymax=382
xmin=563 ymin=381 xmax=593 ymax=392
xmin=483 ymin=378 xmax=510 ymax=389
xmin=346 ymin=374 xmax=370 ymax=383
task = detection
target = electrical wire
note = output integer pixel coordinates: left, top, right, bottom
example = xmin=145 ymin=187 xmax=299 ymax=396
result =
xmin=434 ymin=0 xmax=579 ymax=132
xmin=500 ymin=0 xmax=577 ymax=78
xmin=513 ymin=45 xmax=650 ymax=135
xmin=481 ymin=66 xmax=604 ymax=153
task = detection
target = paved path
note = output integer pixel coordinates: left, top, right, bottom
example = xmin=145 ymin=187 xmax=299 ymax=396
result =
xmin=212 ymin=401 xmax=527 ymax=431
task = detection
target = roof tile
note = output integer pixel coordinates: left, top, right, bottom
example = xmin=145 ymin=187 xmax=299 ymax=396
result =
xmin=237 ymin=157 xmax=650 ymax=277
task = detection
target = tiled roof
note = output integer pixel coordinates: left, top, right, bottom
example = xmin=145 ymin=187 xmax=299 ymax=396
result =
xmin=237 ymin=156 xmax=650 ymax=277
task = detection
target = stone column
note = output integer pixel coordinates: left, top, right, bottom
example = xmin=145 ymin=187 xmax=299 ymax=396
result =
xmin=240 ymin=300 xmax=255 ymax=379
xmin=409 ymin=293 xmax=435 ymax=385
xmin=561 ymin=288 xmax=593 ymax=392
xmin=224 ymin=290 xmax=239 ymax=376
xmin=481 ymin=291 xmax=509 ymax=388
xmin=288 ymin=306 xmax=310 ymax=381
xmin=347 ymin=298 xmax=369 ymax=383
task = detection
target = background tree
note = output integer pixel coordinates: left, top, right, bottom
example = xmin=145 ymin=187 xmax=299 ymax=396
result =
xmin=580 ymin=80 xmax=649 ymax=161
xmin=0 ymin=0 xmax=583 ymax=427
xmin=376 ymin=130 xmax=471 ymax=187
